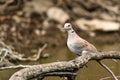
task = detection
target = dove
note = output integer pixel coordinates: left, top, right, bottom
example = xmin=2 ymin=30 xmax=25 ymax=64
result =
xmin=64 ymin=23 xmax=98 ymax=56
xmin=64 ymin=23 xmax=118 ymax=80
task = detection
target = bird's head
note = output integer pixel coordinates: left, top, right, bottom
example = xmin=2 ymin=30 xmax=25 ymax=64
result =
xmin=64 ymin=23 xmax=72 ymax=31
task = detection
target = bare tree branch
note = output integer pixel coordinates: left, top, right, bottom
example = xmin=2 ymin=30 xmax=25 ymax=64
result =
xmin=0 ymin=43 xmax=47 ymax=64
xmin=100 ymin=76 xmax=120 ymax=80
xmin=0 ymin=64 xmax=31 ymax=71
xmin=9 ymin=51 xmax=120 ymax=80
xmin=12 ymin=43 xmax=47 ymax=61
xmin=97 ymin=61 xmax=118 ymax=80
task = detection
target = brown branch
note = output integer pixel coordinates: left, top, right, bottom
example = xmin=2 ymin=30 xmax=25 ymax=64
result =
xmin=93 ymin=0 xmax=119 ymax=14
xmin=100 ymin=76 xmax=120 ymax=80
xmin=0 ymin=64 xmax=31 ymax=71
xmin=97 ymin=61 xmax=118 ymax=80
xmin=12 ymin=44 xmax=47 ymax=61
xmin=9 ymin=51 xmax=120 ymax=80
xmin=0 ymin=0 xmax=24 ymax=15
xmin=0 ymin=44 xmax=47 ymax=63
xmin=0 ymin=48 xmax=8 ymax=63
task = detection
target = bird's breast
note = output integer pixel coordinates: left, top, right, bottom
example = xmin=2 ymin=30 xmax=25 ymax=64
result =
xmin=67 ymin=42 xmax=82 ymax=55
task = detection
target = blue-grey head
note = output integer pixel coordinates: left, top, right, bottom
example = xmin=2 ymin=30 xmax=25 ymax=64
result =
xmin=64 ymin=23 xmax=73 ymax=31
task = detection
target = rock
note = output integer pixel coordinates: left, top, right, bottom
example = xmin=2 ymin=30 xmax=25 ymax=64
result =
xmin=34 ymin=29 xmax=40 ymax=36
xmin=73 ymin=6 xmax=91 ymax=17
xmin=23 ymin=0 xmax=53 ymax=17
xmin=47 ymin=7 xmax=70 ymax=23
xmin=75 ymin=19 xmax=120 ymax=31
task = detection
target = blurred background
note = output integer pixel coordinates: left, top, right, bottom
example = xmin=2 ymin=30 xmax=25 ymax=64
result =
xmin=0 ymin=0 xmax=120 ymax=80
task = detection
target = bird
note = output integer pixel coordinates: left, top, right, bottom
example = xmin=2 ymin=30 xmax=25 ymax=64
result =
xmin=64 ymin=23 xmax=98 ymax=56
xmin=64 ymin=23 xmax=118 ymax=80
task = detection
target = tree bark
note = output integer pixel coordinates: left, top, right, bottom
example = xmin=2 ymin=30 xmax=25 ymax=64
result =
xmin=9 ymin=51 xmax=120 ymax=80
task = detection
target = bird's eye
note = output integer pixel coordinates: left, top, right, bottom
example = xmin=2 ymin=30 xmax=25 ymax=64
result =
xmin=68 ymin=25 xmax=70 ymax=27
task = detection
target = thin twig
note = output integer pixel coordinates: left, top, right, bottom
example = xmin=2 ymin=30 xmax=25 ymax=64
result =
xmin=0 ymin=48 xmax=9 ymax=63
xmin=97 ymin=61 xmax=118 ymax=80
xmin=100 ymin=76 xmax=120 ymax=80
xmin=0 ymin=64 xmax=32 ymax=71
xmin=9 ymin=44 xmax=47 ymax=61
xmin=34 ymin=43 xmax=48 ymax=61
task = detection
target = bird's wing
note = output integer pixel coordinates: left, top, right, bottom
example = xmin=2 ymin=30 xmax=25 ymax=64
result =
xmin=72 ymin=40 xmax=97 ymax=53
xmin=71 ymin=40 xmax=88 ymax=50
